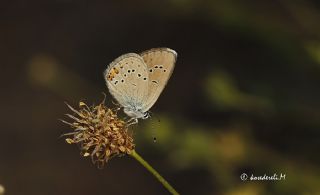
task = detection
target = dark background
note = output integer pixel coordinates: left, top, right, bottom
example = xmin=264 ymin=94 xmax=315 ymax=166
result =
xmin=1 ymin=0 xmax=320 ymax=194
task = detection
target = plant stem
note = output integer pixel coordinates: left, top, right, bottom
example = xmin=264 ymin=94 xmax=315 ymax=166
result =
xmin=130 ymin=150 xmax=180 ymax=195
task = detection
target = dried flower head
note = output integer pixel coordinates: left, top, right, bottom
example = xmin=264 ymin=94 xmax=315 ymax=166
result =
xmin=61 ymin=100 xmax=134 ymax=168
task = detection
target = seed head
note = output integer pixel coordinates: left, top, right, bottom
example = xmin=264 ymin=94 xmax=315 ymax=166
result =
xmin=61 ymin=100 xmax=134 ymax=168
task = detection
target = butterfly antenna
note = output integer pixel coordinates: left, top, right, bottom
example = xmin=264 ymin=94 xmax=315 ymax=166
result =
xmin=149 ymin=115 xmax=157 ymax=143
xmin=149 ymin=111 xmax=160 ymax=143
xmin=150 ymin=111 xmax=161 ymax=122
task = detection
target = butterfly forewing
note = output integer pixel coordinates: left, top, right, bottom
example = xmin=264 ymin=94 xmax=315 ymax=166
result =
xmin=140 ymin=48 xmax=177 ymax=112
xmin=104 ymin=53 xmax=149 ymax=110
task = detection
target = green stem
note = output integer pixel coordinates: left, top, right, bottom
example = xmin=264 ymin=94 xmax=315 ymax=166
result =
xmin=130 ymin=150 xmax=180 ymax=195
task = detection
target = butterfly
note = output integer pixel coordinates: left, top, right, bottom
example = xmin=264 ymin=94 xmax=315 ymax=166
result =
xmin=104 ymin=48 xmax=177 ymax=125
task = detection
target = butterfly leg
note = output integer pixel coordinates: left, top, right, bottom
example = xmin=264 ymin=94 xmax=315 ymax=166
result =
xmin=126 ymin=118 xmax=138 ymax=126
xmin=115 ymin=106 xmax=121 ymax=113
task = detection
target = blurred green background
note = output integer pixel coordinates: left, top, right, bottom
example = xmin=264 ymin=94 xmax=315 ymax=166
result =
xmin=1 ymin=0 xmax=320 ymax=194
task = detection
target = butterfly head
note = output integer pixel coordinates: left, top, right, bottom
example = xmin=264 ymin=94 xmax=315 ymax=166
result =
xmin=123 ymin=107 xmax=149 ymax=120
xmin=142 ymin=112 xmax=151 ymax=119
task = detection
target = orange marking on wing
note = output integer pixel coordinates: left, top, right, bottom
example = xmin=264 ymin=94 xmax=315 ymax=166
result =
xmin=107 ymin=68 xmax=119 ymax=81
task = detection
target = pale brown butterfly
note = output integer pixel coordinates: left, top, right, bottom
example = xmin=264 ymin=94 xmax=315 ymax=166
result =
xmin=104 ymin=48 xmax=177 ymax=124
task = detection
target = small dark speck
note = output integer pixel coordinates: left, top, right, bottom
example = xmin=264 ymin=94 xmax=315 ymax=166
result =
xmin=143 ymin=77 xmax=147 ymax=80
xmin=149 ymin=69 xmax=153 ymax=72
xmin=152 ymin=80 xmax=158 ymax=84
xmin=138 ymin=74 xmax=141 ymax=77
xmin=155 ymin=66 xmax=158 ymax=68
xmin=163 ymin=69 xmax=167 ymax=72
xmin=121 ymin=80 xmax=124 ymax=82
xmin=132 ymin=69 xmax=135 ymax=72
xmin=159 ymin=66 xmax=163 ymax=69
xmin=124 ymin=74 xmax=127 ymax=77
xmin=128 ymin=70 xmax=131 ymax=73
xmin=115 ymin=81 xmax=118 ymax=84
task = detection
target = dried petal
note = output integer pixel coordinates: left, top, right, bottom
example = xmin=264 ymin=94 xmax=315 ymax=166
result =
xmin=65 ymin=138 xmax=74 ymax=144
xmin=79 ymin=101 xmax=86 ymax=107
xmin=83 ymin=152 xmax=90 ymax=157
xmin=119 ymin=146 xmax=126 ymax=152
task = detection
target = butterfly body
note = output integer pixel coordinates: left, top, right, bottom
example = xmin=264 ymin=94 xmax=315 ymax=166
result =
xmin=104 ymin=48 xmax=177 ymax=121
xmin=123 ymin=106 xmax=147 ymax=119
